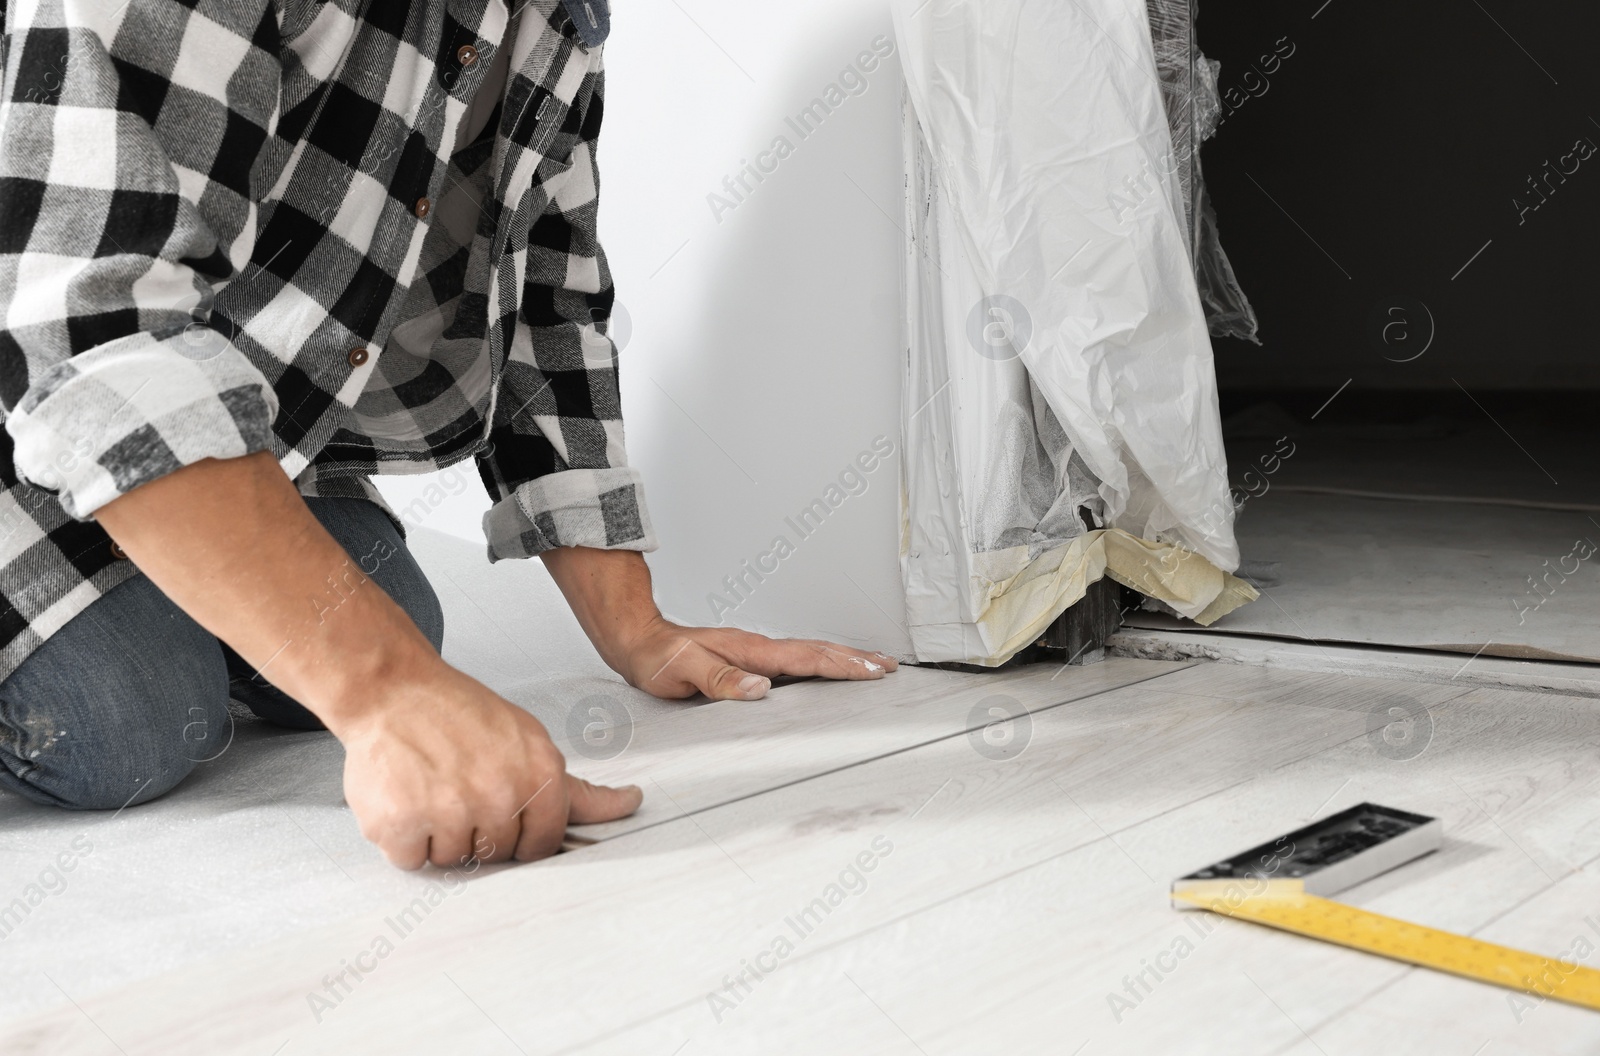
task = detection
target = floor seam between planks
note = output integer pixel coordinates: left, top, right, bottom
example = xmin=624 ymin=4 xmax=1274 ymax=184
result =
xmin=584 ymin=661 xmax=1201 ymax=843
xmin=1112 ymin=627 xmax=1600 ymax=698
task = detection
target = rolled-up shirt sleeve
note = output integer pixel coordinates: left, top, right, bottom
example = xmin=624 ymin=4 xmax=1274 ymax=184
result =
xmin=479 ymin=63 xmax=656 ymax=561
xmin=0 ymin=0 xmax=279 ymax=518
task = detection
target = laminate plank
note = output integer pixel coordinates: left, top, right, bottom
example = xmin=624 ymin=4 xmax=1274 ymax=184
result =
xmin=1144 ymin=659 xmax=1490 ymax=712
xmin=570 ymin=655 xmax=1190 ymax=839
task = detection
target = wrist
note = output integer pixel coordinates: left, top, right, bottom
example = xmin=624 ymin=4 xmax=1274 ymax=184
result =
xmin=277 ymin=599 xmax=448 ymax=739
xmin=601 ymin=610 xmax=672 ymax=671
xmin=539 ymin=545 xmax=665 ymax=667
xmin=578 ymin=604 xmax=668 ymax=679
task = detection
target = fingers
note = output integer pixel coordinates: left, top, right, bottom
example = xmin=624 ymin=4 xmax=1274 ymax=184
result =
xmin=471 ymin=818 xmax=522 ymax=865
xmin=646 ymin=633 xmax=899 ymax=701
xmin=376 ymin=830 xmax=431 ymax=872
xmin=565 ymin=775 xmax=643 ymax=825
xmin=371 ymin=809 xmax=497 ymax=871
xmin=478 ymin=775 xmax=639 ymax=863
xmin=374 ymin=780 xmax=574 ymax=870
xmin=650 ymin=638 xmax=770 ymax=701
xmin=699 ymin=655 xmax=769 ymax=700
xmin=352 ymin=791 xmax=442 ymax=871
xmin=381 ymin=782 xmax=637 ymax=870
xmin=635 ymin=621 xmax=900 ymax=703
xmin=713 ymin=634 xmax=899 ymax=681
xmin=511 ymin=773 xmax=569 ymax=863
xmin=426 ymin=820 xmax=476 ymax=870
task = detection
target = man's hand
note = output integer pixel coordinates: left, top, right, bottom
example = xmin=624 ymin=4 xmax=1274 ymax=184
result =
xmin=539 ymin=547 xmax=900 ymax=701
xmin=617 ymin=618 xmax=898 ymax=700
xmin=95 ymin=452 xmax=641 ymax=870
xmin=337 ymin=658 xmax=640 ymax=868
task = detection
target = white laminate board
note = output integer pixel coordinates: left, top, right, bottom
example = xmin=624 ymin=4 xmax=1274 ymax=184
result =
xmin=1131 ymin=660 xmax=1493 ymax=714
xmin=570 ymin=655 xmax=1190 ymax=839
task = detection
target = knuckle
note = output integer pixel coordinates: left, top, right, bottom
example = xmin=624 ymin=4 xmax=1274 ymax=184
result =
xmin=360 ymin=808 xmax=408 ymax=845
xmin=481 ymin=792 xmax=519 ymax=820
xmin=532 ymin=739 xmax=568 ymax=773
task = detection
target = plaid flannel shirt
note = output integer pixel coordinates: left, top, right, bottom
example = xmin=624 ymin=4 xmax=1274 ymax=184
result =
xmin=0 ymin=0 xmax=654 ymax=681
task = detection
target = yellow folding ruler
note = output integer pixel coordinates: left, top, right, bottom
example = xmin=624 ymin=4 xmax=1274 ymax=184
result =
xmin=1172 ymin=803 xmax=1600 ymax=1012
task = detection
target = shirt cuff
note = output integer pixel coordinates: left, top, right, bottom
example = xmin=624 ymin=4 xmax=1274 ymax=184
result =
xmin=483 ymin=467 xmax=657 ymax=561
xmin=5 ymin=330 xmax=278 ymax=519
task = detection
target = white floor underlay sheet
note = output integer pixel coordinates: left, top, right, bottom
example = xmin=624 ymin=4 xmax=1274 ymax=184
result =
xmin=0 ymin=528 xmax=655 ymax=1024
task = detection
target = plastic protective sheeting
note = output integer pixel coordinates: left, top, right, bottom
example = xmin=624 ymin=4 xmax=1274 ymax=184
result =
xmin=894 ymin=0 xmax=1255 ymax=665
xmin=1145 ymin=0 xmax=1260 ymax=343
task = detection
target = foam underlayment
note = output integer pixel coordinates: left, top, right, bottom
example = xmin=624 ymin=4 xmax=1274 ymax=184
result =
xmin=0 ymin=528 xmax=686 ymax=1025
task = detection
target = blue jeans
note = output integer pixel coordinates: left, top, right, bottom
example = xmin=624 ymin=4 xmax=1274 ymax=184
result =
xmin=0 ymin=497 xmax=443 ymax=810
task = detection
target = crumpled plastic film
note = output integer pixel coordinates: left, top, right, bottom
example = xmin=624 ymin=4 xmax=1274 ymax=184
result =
xmin=894 ymin=0 xmax=1254 ymax=665
xmin=1146 ymin=0 xmax=1261 ymax=343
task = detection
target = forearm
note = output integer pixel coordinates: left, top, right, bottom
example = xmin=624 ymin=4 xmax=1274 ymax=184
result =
xmin=94 ymin=451 xmax=439 ymax=736
xmin=538 ymin=546 xmax=662 ymax=670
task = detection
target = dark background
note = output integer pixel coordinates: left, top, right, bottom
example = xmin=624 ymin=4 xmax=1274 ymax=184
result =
xmin=1197 ymin=1 xmax=1600 ymax=395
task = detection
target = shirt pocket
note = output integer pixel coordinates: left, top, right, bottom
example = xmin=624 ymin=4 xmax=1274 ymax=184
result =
xmin=560 ymin=0 xmax=610 ymax=50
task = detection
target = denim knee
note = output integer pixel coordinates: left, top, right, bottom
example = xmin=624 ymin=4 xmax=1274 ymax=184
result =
xmin=0 ymin=577 xmax=231 ymax=810
xmin=311 ymin=496 xmax=445 ymax=653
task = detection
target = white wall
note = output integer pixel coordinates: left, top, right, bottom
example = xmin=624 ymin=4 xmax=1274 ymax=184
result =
xmin=379 ymin=1 xmax=912 ymax=656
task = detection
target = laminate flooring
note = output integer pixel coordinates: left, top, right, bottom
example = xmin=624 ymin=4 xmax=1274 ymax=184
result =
xmin=5 ymin=531 xmax=1600 ymax=1053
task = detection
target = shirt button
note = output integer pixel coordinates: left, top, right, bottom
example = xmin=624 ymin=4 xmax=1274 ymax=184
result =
xmin=109 ymin=541 xmax=128 ymax=561
xmin=348 ymin=347 xmax=370 ymax=367
xmin=415 ymin=197 xmax=431 ymax=219
xmin=457 ymin=44 xmax=479 ymax=66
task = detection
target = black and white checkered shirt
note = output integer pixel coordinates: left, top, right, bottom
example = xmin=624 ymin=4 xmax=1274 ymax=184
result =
xmin=0 ymin=0 xmax=654 ymax=680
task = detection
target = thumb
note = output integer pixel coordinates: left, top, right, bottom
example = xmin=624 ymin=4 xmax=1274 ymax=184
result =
xmin=674 ymin=641 xmax=771 ymax=701
xmin=702 ymin=663 xmax=771 ymax=702
xmin=565 ymin=774 xmax=644 ymax=825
